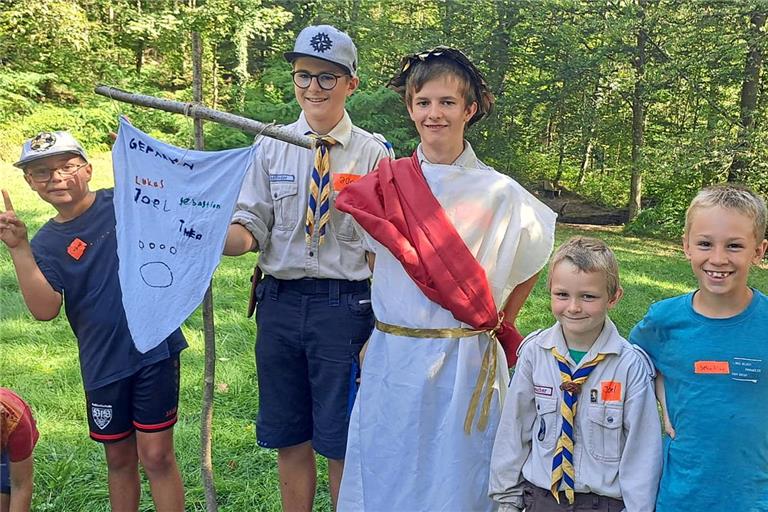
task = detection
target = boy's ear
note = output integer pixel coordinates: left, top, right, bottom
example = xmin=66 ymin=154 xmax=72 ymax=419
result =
xmin=608 ymin=286 xmax=623 ymax=309
xmin=753 ymin=238 xmax=768 ymax=264
xmin=345 ymin=76 xmax=360 ymax=96
xmin=464 ymin=101 xmax=478 ymax=123
xmin=682 ymin=234 xmax=692 ymax=260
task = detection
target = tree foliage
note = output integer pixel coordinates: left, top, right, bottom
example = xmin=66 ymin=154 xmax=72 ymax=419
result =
xmin=2 ymin=0 xmax=768 ymax=237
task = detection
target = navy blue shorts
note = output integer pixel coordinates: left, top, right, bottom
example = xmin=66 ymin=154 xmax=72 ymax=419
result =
xmin=0 ymin=451 xmax=8 ymax=494
xmin=84 ymin=353 xmax=180 ymax=443
xmin=254 ymin=276 xmax=373 ymax=460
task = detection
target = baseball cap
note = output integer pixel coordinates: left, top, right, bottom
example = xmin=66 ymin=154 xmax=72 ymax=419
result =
xmin=14 ymin=131 xmax=89 ymax=169
xmin=284 ymin=25 xmax=358 ymax=76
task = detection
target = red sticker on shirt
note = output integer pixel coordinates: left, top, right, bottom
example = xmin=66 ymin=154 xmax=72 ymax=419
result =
xmin=601 ymin=381 xmax=622 ymax=401
xmin=694 ymin=361 xmax=730 ymax=374
xmin=333 ymin=173 xmax=362 ymax=191
xmin=67 ymin=238 xmax=88 ymax=260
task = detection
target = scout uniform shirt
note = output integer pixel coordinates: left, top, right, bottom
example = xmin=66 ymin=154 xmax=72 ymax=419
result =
xmin=489 ymin=318 xmax=662 ymax=512
xmin=231 ymin=111 xmax=391 ymax=280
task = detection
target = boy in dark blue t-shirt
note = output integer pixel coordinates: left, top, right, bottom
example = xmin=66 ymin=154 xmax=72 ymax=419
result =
xmin=0 ymin=131 xmax=187 ymax=511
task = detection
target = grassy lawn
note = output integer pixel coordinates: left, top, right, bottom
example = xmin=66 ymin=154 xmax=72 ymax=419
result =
xmin=1 ymin=155 xmax=766 ymax=511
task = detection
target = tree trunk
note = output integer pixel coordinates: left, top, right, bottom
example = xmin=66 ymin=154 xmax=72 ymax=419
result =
xmin=728 ymin=11 xmax=766 ymax=182
xmin=629 ymin=0 xmax=647 ymax=222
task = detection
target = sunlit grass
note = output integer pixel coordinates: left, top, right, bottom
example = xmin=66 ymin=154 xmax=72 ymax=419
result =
xmin=1 ymin=155 xmax=767 ymax=510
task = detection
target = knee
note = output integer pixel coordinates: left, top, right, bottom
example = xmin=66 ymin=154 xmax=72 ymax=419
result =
xmin=105 ymin=444 xmax=138 ymax=474
xmin=138 ymin=444 xmax=177 ymax=476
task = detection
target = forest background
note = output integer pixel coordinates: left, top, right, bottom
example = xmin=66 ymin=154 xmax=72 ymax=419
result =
xmin=3 ymin=0 xmax=768 ymax=510
xmin=3 ymin=0 xmax=768 ymax=237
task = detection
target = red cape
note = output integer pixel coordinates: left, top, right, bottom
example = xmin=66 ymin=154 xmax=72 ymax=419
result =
xmin=336 ymin=153 xmax=522 ymax=365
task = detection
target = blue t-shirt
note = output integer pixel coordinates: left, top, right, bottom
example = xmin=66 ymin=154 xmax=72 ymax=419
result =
xmin=630 ymin=290 xmax=768 ymax=512
xmin=30 ymin=189 xmax=187 ymax=391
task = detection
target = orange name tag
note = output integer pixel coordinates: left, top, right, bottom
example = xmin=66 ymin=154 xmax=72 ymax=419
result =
xmin=601 ymin=381 xmax=622 ymax=401
xmin=694 ymin=361 xmax=730 ymax=374
xmin=67 ymin=238 xmax=88 ymax=260
xmin=333 ymin=173 xmax=362 ymax=191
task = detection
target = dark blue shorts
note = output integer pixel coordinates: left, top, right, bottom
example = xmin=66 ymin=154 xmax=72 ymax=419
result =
xmin=0 ymin=451 xmax=8 ymax=494
xmin=254 ymin=276 xmax=373 ymax=460
xmin=84 ymin=353 xmax=181 ymax=443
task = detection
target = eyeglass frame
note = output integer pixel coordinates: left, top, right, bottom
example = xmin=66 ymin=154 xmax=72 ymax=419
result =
xmin=24 ymin=161 xmax=90 ymax=183
xmin=291 ymin=71 xmax=349 ymax=91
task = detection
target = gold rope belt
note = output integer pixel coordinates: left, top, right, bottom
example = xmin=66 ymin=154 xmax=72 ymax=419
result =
xmin=375 ymin=319 xmax=499 ymax=434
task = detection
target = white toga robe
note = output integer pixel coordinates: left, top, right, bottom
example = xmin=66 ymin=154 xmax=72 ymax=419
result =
xmin=338 ymin=144 xmax=557 ymax=511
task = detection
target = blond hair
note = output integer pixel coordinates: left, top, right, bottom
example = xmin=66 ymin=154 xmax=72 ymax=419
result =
xmin=685 ymin=184 xmax=767 ymax=241
xmin=548 ymin=236 xmax=620 ymax=297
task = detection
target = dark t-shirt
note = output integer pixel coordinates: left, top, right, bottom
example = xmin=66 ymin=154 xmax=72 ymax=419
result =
xmin=30 ymin=189 xmax=187 ymax=390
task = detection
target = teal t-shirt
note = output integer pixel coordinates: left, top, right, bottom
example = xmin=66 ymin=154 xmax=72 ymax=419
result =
xmin=630 ymin=289 xmax=768 ymax=512
xmin=569 ymin=349 xmax=588 ymax=364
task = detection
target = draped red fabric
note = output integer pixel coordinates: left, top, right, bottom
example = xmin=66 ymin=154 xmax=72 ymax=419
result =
xmin=336 ymin=153 xmax=523 ymax=366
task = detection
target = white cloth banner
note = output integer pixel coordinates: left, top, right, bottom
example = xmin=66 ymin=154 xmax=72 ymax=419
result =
xmin=113 ymin=117 xmax=255 ymax=353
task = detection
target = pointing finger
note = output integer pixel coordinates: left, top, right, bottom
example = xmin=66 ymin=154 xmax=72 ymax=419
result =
xmin=1 ymin=190 xmax=13 ymax=212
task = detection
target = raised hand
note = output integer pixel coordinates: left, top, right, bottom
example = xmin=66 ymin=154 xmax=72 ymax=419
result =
xmin=0 ymin=189 xmax=29 ymax=249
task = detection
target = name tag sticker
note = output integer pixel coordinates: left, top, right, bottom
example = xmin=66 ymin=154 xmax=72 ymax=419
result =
xmin=67 ymin=238 xmax=88 ymax=260
xmin=533 ymin=385 xmax=553 ymax=397
xmin=601 ymin=381 xmax=622 ymax=401
xmin=731 ymin=357 xmax=762 ymax=383
xmin=333 ymin=173 xmax=362 ymax=191
xmin=694 ymin=361 xmax=730 ymax=374
xmin=269 ymin=173 xmax=295 ymax=183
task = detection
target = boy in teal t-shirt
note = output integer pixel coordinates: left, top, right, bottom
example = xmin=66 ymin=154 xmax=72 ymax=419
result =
xmin=631 ymin=184 xmax=768 ymax=511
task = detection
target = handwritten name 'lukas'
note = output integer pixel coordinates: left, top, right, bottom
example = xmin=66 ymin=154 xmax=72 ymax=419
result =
xmin=128 ymin=138 xmax=194 ymax=170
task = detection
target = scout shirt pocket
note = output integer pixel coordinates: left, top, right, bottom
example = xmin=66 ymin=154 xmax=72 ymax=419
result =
xmin=534 ymin=396 xmax=559 ymax=450
xmin=330 ymin=171 xmax=364 ymax=241
xmin=269 ymin=173 xmax=299 ymax=231
xmin=587 ymin=404 xmax=623 ymax=462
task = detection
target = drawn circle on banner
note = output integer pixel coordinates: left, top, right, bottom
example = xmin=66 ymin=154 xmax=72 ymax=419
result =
xmin=140 ymin=262 xmax=173 ymax=288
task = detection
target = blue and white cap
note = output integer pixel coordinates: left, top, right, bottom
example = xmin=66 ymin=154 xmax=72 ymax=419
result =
xmin=284 ymin=25 xmax=358 ymax=77
xmin=14 ymin=130 xmax=88 ymax=169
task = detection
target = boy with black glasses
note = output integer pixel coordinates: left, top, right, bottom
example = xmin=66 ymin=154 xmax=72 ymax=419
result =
xmin=224 ymin=25 xmax=392 ymax=512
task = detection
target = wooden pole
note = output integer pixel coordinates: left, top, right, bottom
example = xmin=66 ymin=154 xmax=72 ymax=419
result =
xmin=190 ymin=31 xmax=219 ymax=512
xmin=95 ymin=85 xmax=312 ymax=149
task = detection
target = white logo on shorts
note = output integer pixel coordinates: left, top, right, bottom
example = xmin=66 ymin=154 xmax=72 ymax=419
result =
xmin=92 ymin=403 xmax=113 ymax=430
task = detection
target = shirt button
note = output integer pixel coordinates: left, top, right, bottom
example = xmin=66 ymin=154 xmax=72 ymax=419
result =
xmin=607 ymin=417 xmax=614 ymax=423
xmin=273 ymin=193 xmax=277 ymax=198
xmin=309 ymin=251 xmax=314 ymax=257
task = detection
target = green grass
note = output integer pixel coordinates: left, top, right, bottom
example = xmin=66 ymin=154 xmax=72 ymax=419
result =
xmin=1 ymin=155 xmax=767 ymax=511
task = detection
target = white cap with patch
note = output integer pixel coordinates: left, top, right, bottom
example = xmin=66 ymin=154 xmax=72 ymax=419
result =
xmin=14 ymin=131 xmax=89 ymax=169
xmin=284 ymin=25 xmax=358 ymax=77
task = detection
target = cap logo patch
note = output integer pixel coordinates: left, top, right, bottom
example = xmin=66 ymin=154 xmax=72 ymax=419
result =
xmin=30 ymin=132 xmax=56 ymax=152
xmin=310 ymin=32 xmax=333 ymax=53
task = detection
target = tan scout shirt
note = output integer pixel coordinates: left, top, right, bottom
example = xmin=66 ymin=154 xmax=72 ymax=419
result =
xmin=489 ymin=319 xmax=662 ymax=512
xmin=231 ymin=111 xmax=391 ymax=280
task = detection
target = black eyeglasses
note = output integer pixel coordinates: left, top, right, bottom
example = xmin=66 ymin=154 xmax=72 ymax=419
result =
xmin=25 ymin=162 xmax=88 ymax=183
xmin=291 ymin=71 xmax=348 ymax=91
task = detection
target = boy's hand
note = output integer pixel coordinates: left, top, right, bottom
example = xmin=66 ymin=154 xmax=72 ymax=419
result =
xmin=0 ymin=190 xmax=29 ymax=249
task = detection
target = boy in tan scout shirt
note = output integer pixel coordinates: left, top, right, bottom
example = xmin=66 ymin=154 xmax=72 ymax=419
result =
xmin=223 ymin=25 xmax=392 ymax=512
xmin=489 ymin=237 xmax=662 ymax=512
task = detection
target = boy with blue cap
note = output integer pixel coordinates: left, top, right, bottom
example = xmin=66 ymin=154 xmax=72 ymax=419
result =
xmin=224 ymin=25 xmax=392 ymax=511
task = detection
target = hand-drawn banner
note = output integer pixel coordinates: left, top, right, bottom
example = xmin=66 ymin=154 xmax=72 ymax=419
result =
xmin=113 ymin=117 xmax=255 ymax=353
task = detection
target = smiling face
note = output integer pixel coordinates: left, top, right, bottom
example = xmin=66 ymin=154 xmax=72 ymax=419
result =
xmin=292 ymin=56 xmax=358 ymax=134
xmin=23 ymin=153 xmax=93 ymax=212
xmin=683 ymin=205 xmax=768 ymax=312
xmin=550 ymin=260 xmax=622 ymax=350
xmin=406 ymin=75 xmax=477 ymax=160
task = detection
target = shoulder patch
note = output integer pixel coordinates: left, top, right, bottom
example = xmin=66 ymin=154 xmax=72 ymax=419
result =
xmin=630 ymin=344 xmax=656 ymax=378
xmin=372 ymin=132 xmax=395 ymax=158
xmin=516 ymin=328 xmax=543 ymax=356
